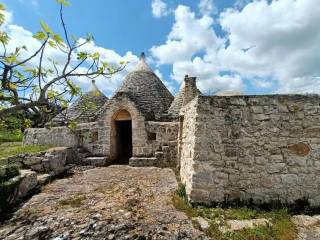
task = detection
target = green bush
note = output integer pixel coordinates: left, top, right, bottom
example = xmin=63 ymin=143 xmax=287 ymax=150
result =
xmin=0 ymin=129 xmax=23 ymax=143
xmin=176 ymin=183 xmax=187 ymax=199
xmin=0 ymin=164 xmax=21 ymax=213
xmin=0 ymin=164 xmax=20 ymax=183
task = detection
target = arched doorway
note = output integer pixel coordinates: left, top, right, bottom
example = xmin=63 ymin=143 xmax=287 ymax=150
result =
xmin=113 ymin=110 xmax=132 ymax=164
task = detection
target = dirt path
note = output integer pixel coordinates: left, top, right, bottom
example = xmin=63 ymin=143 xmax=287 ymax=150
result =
xmin=0 ymin=166 xmax=207 ymax=240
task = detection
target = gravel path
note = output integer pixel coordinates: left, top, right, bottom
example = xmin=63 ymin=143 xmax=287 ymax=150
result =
xmin=0 ymin=166 xmax=207 ymax=240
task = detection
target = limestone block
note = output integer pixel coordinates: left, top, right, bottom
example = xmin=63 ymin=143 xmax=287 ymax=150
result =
xmin=17 ymin=170 xmax=38 ymax=199
xmin=23 ymin=156 xmax=42 ymax=166
xmin=44 ymin=147 xmax=68 ymax=175
xmin=192 ymin=217 xmax=210 ymax=231
xmin=267 ymin=163 xmax=287 ymax=174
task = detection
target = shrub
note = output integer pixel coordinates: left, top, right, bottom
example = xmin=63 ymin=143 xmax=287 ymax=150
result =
xmin=176 ymin=183 xmax=187 ymax=199
xmin=0 ymin=164 xmax=20 ymax=183
xmin=0 ymin=164 xmax=21 ymax=214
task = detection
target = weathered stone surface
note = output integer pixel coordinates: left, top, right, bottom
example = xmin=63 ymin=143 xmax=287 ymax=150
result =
xmin=288 ymin=143 xmax=311 ymax=157
xmin=0 ymin=166 xmax=207 ymax=240
xmin=37 ymin=173 xmax=51 ymax=185
xmin=293 ymin=215 xmax=320 ymax=240
xmin=180 ymin=95 xmax=320 ymax=205
xmin=45 ymin=147 xmax=68 ymax=174
xmin=192 ymin=217 xmax=210 ymax=231
xmin=23 ymin=156 xmax=42 ymax=166
xmin=17 ymin=169 xmax=37 ymax=199
xmin=220 ymin=219 xmax=271 ymax=233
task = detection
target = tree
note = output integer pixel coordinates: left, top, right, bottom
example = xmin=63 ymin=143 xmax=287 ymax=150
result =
xmin=0 ymin=0 xmax=125 ymax=128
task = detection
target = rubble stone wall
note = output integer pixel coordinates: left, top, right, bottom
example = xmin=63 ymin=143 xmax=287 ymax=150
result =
xmin=145 ymin=121 xmax=179 ymax=167
xmin=180 ymin=95 xmax=320 ymax=206
xmin=23 ymin=122 xmax=104 ymax=155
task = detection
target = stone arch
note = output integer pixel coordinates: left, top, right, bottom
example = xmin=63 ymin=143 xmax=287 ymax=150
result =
xmin=110 ymin=109 xmax=132 ymax=164
xmin=101 ymin=96 xmax=151 ymax=164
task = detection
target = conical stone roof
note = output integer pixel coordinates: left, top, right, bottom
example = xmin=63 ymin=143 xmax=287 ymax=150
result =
xmin=168 ymin=76 xmax=201 ymax=118
xmin=51 ymin=80 xmax=108 ymax=125
xmin=114 ymin=53 xmax=173 ymax=120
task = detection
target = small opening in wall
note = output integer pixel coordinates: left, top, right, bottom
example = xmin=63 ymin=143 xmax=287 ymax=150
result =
xmin=147 ymin=132 xmax=157 ymax=141
xmin=90 ymin=131 xmax=98 ymax=143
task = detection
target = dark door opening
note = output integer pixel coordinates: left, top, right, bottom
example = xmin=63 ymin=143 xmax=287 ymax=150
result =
xmin=115 ymin=120 xmax=132 ymax=164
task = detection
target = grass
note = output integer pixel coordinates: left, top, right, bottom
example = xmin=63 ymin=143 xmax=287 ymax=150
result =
xmin=173 ymin=184 xmax=297 ymax=240
xmin=0 ymin=142 xmax=51 ymax=161
xmin=0 ymin=129 xmax=23 ymax=143
xmin=58 ymin=194 xmax=87 ymax=208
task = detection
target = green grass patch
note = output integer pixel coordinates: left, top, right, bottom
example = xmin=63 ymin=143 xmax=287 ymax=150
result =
xmin=0 ymin=129 xmax=23 ymax=143
xmin=172 ymin=185 xmax=297 ymax=240
xmin=0 ymin=142 xmax=51 ymax=160
xmin=58 ymin=194 xmax=87 ymax=208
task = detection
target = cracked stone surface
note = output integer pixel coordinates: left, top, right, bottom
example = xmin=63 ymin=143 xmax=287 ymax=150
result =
xmin=0 ymin=166 xmax=207 ymax=240
xmin=293 ymin=215 xmax=320 ymax=240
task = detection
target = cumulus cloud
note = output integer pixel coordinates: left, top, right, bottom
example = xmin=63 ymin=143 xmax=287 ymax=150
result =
xmin=151 ymin=0 xmax=320 ymax=94
xmin=151 ymin=0 xmax=170 ymax=18
xmin=150 ymin=4 xmax=242 ymax=93
xmin=198 ymin=0 xmax=217 ymax=16
xmin=0 ymin=9 xmax=139 ymax=97
xmin=218 ymin=0 xmax=320 ymax=93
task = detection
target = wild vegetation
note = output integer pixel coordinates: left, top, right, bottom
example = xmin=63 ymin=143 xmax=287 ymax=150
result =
xmin=0 ymin=0 xmax=124 ymax=129
xmin=0 ymin=142 xmax=51 ymax=165
xmin=0 ymin=164 xmax=20 ymax=213
xmin=173 ymin=184 xmax=297 ymax=240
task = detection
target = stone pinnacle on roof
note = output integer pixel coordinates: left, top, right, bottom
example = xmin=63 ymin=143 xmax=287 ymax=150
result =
xmin=168 ymin=75 xmax=201 ymax=118
xmin=133 ymin=52 xmax=153 ymax=72
xmin=113 ymin=52 xmax=174 ymax=120
xmin=88 ymin=79 xmax=103 ymax=96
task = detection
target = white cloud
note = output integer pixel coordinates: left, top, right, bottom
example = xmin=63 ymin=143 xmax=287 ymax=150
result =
xmin=218 ymin=0 xmax=320 ymax=93
xmin=0 ymin=10 xmax=139 ymax=97
xmin=150 ymin=5 xmax=222 ymax=65
xmin=234 ymin=0 xmax=252 ymax=9
xmin=151 ymin=0 xmax=320 ymax=94
xmin=150 ymin=5 xmax=240 ymax=93
xmin=76 ymin=40 xmax=139 ymax=94
xmin=155 ymin=69 xmax=175 ymax=94
xmin=198 ymin=0 xmax=217 ymax=16
xmin=151 ymin=0 xmax=170 ymax=18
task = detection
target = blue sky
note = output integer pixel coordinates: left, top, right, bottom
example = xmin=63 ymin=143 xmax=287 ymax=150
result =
xmin=1 ymin=0 xmax=320 ymax=96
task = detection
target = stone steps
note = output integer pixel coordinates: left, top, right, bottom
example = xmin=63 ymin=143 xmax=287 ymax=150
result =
xmin=82 ymin=156 xmax=110 ymax=167
xmin=129 ymin=157 xmax=158 ymax=167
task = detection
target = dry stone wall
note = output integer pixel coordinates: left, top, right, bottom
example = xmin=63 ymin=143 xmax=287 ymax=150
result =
xmin=145 ymin=121 xmax=179 ymax=167
xmin=180 ymin=95 xmax=320 ymax=206
xmin=24 ymin=122 xmax=105 ymax=156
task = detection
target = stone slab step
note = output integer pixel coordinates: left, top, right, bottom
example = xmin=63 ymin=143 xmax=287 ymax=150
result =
xmin=129 ymin=157 xmax=158 ymax=167
xmin=83 ymin=157 xmax=109 ymax=167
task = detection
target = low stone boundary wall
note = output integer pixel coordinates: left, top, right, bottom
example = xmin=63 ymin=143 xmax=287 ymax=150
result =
xmin=1 ymin=147 xmax=73 ymax=214
xmin=23 ymin=122 xmax=104 ymax=156
xmin=180 ymin=95 xmax=320 ymax=206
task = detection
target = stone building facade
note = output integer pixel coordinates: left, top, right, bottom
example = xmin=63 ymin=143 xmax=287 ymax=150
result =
xmin=24 ymin=53 xmax=320 ymax=206
xmin=180 ymin=95 xmax=320 ymax=206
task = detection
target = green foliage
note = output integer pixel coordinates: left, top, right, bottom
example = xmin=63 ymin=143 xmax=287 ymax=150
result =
xmin=33 ymin=31 xmax=47 ymax=41
xmin=0 ymin=142 xmax=51 ymax=159
xmin=56 ymin=0 xmax=71 ymax=7
xmin=172 ymin=194 xmax=297 ymax=240
xmin=0 ymin=129 xmax=23 ymax=143
xmin=176 ymin=183 xmax=187 ymax=199
xmin=0 ymin=164 xmax=20 ymax=213
xmin=0 ymin=164 xmax=19 ymax=182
